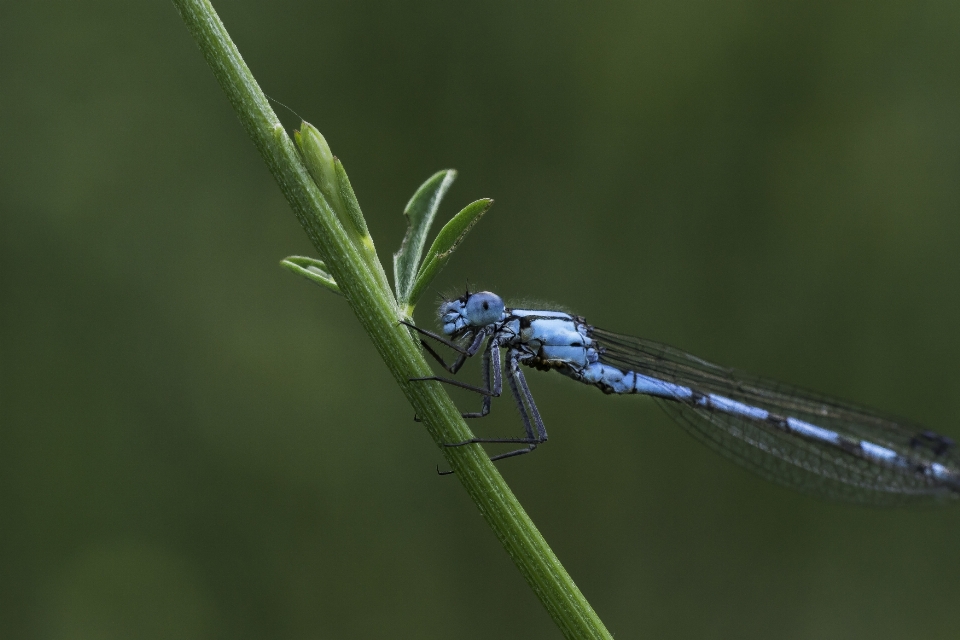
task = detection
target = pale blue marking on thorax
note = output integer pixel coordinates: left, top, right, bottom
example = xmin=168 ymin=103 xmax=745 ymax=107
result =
xmin=510 ymin=309 xmax=574 ymax=319
xmin=501 ymin=312 xmax=592 ymax=368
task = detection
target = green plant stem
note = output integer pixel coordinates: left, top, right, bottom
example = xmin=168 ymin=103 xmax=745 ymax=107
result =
xmin=171 ymin=2 xmax=613 ymax=637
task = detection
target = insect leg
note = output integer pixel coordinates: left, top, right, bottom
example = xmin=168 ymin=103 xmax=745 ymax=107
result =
xmin=461 ymin=341 xmax=502 ymax=419
xmin=442 ymin=350 xmax=546 ymax=460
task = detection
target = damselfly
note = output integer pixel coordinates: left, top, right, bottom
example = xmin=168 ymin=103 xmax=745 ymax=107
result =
xmin=406 ymin=290 xmax=960 ymax=504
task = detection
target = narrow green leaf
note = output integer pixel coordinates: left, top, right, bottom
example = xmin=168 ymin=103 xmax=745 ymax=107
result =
xmin=393 ymin=169 xmax=457 ymax=305
xmin=406 ymin=198 xmax=493 ymax=313
xmin=296 ymin=122 xmax=344 ymax=215
xmin=335 ymin=158 xmax=370 ymax=239
xmin=280 ymin=255 xmax=342 ymax=296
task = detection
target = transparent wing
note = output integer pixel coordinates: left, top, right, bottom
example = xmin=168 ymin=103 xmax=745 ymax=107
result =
xmin=592 ymin=327 xmax=960 ymax=504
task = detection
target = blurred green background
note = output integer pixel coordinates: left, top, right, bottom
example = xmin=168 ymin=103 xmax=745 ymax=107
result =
xmin=3 ymin=1 xmax=960 ymax=638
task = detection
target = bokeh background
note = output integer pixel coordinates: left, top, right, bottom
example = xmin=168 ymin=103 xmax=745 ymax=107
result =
xmin=4 ymin=1 xmax=960 ymax=638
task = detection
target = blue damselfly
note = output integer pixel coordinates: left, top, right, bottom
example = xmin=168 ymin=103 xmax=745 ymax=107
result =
xmin=406 ymin=291 xmax=959 ymax=504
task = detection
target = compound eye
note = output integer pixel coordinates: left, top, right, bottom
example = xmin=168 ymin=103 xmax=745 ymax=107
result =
xmin=464 ymin=291 xmax=505 ymax=326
